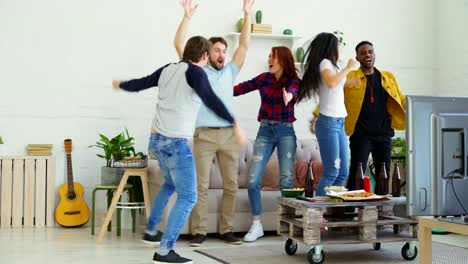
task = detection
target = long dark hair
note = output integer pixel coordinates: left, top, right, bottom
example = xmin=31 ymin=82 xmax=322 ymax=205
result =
xmin=272 ymin=46 xmax=298 ymax=88
xmin=297 ymin=33 xmax=339 ymax=102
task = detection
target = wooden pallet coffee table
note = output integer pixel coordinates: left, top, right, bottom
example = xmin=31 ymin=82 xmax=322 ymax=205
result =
xmin=277 ymin=197 xmax=418 ymax=264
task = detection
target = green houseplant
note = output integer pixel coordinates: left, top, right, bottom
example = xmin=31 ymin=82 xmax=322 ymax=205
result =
xmin=89 ymin=128 xmax=136 ymax=167
xmin=391 ymin=137 xmax=406 ymax=158
xmin=333 ymin=30 xmax=346 ymax=46
xmin=391 ymin=137 xmax=406 ymax=168
xmin=89 ymin=129 xmax=145 ymax=204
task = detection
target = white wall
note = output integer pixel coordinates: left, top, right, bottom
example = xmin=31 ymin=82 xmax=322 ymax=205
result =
xmin=436 ymin=0 xmax=468 ymax=96
xmin=0 ymin=0 xmax=438 ymax=210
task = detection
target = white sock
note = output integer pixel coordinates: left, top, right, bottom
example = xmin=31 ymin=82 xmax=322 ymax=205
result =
xmin=252 ymin=220 xmax=262 ymax=226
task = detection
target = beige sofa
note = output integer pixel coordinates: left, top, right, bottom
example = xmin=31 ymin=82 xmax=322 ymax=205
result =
xmin=147 ymin=138 xmax=321 ymax=234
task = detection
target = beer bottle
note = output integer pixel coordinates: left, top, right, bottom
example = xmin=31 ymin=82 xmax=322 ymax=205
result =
xmin=392 ymin=162 xmax=401 ymax=197
xmin=377 ymin=162 xmax=388 ymax=195
xmin=305 ymin=163 xmax=314 ymax=197
xmin=355 ymin=162 xmax=364 ymax=190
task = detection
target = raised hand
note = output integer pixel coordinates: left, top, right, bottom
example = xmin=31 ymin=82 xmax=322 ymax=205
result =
xmin=243 ymin=0 xmax=254 ymax=15
xmin=179 ymin=0 xmax=198 ymax=19
xmin=283 ymin=88 xmax=293 ymax=106
xmin=112 ymin=80 xmax=121 ymax=89
xmin=346 ymin=58 xmax=357 ymax=70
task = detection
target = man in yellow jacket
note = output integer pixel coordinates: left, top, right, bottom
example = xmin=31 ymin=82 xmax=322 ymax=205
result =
xmin=312 ymin=41 xmax=406 ymax=193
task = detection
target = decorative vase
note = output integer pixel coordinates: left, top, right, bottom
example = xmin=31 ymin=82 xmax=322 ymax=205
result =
xmin=255 ymin=10 xmax=262 ymax=24
xmin=283 ymin=29 xmax=293 ymax=35
xmin=236 ymin=18 xmax=244 ymax=32
xmin=296 ymin=47 xmax=304 ymax=63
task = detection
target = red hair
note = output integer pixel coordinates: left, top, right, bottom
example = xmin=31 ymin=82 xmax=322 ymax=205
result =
xmin=272 ymin=46 xmax=298 ymax=88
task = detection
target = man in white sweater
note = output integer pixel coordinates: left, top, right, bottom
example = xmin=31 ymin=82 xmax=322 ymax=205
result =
xmin=112 ymin=36 xmax=245 ymax=264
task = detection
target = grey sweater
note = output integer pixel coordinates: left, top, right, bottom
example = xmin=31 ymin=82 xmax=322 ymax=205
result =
xmin=120 ymin=61 xmax=234 ymax=138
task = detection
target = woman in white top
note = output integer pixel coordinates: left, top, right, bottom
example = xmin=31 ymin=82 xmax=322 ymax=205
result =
xmin=297 ymin=32 xmax=357 ymax=196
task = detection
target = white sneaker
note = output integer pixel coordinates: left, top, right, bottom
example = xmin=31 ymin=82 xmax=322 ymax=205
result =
xmin=243 ymin=223 xmax=264 ymax=242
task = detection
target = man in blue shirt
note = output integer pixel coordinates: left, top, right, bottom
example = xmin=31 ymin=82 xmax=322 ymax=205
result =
xmin=174 ymin=0 xmax=253 ymax=246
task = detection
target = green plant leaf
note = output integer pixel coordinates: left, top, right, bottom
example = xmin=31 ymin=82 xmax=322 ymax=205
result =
xmin=99 ymin=134 xmax=110 ymax=144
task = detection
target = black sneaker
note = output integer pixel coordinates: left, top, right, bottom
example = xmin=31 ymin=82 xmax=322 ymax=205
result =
xmin=219 ymin=232 xmax=242 ymax=245
xmin=142 ymin=231 xmax=163 ymax=246
xmin=153 ymin=250 xmax=192 ymax=264
xmin=189 ymin=233 xmax=206 ymax=247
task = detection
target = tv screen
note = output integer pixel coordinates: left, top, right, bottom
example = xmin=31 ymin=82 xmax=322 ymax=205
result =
xmin=406 ymin=95 xmax=468 ymax=217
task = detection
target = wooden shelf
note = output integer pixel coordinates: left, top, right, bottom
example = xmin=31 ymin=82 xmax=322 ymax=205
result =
xmin=226 ymin=32 xmax=302 ymax=41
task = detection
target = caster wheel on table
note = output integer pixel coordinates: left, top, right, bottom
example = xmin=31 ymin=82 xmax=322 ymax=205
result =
xmin=372 ymin=242 xmax=381 ymax=250
xmin=284 ymin=239 xmax=298 ymax=255
xmin=401 ymin=242 xmax=418 ymax=261
xmin=307 ymin=248 xmax=325 ymax=264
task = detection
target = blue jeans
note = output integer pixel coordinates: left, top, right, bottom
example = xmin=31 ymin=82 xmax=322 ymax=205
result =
xmin=314 ymin=114 xmax=350 ymax=196
xmin=248 ymin=122 xmax=297 ymax=216
xmin=146 ymin=133 xmax=197 ymax=251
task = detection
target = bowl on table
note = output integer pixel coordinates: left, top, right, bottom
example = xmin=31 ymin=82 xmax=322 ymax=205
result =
xmin=281 ymin=188 xmax=305 ymax=198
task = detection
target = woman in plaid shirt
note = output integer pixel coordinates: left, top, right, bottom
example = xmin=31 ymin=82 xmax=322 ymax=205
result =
xmin=233 ymin=46 xmax=301 ymax=242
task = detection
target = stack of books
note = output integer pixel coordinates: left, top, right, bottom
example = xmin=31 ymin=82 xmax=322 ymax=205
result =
xmin=27 ymin=144 xmax=53 ymax=156
xmin=251 ymin=24 xmax=272 ymax=34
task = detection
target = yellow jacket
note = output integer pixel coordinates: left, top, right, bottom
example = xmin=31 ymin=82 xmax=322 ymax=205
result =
xmin=313 ymin=67 xmax=406 ymax=136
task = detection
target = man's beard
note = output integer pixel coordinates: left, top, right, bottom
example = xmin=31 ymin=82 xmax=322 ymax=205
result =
xmin=209 ymin=58 xmax=224 ymax=70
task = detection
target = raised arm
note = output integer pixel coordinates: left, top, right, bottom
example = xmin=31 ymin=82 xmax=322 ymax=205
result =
xmin=232 ymin=0 xmax=254 ymax=69
xmin=112 ymin=64 xmax=170 ymax=92
xmin=174 ymin=0 xmax=198 ymax=60
xmin=233 ymin=73 xmax=264 ymax=96
xmin=321 ymin=58 xmax=356 ymax=88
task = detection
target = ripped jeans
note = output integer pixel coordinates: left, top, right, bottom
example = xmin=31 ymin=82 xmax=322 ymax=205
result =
xmin=248 ymin=122 xmax=297 ymax=216
xmin=314 ymin=114 xmax=350 ymax=196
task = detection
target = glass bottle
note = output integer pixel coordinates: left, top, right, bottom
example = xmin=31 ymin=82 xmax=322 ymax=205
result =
xmin=355 ymin=162 xmax=364 ymax=190
xmin=392 ymin=162 xmax=401 ymax=197
xmin=305 ymin=164 xmax=314 ymax=197
xmin=377 ymin=162 xmax=388 ymax=195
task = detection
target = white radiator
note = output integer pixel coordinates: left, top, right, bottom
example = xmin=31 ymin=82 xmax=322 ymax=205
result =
xmin=0 ymin=156 xmax=55 ymax=228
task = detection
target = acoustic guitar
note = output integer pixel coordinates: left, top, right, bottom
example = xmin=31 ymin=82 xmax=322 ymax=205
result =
xmin=55 ymin=139 xmax=90 ymax=227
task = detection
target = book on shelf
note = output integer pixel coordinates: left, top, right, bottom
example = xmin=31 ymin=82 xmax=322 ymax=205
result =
xmin=29 ymin=151 xmax=52 ymax=156
xmin=251 ymin=24 xmax=272 ymax=34
xmin=27 ymin=144 xmax=53 ymax=149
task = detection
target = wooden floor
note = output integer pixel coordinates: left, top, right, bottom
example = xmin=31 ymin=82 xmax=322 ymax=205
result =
xmin=0 ymin=227 xmax=281 ymax=264
xmin=0 ymin=227 xmax=466 ymax=263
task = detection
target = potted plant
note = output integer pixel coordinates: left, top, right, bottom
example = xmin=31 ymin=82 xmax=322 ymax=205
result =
xmin=391 ymin=137 xmax=406 ymax=159
xmin=89 ymin=129 xmax=147 ymax=205
xmin=89 ymin=129 xmax=137 ymax=185
xmin=333 ymin=30 xmax=346 ymax=46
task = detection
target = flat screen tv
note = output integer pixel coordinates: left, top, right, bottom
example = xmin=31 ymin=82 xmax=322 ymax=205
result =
xmin=406 ymin=95 xmax=468 ymax=218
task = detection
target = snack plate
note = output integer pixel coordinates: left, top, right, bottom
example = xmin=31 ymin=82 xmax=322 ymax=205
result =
xmin=327 ymin=190 xmax=390 ymax=201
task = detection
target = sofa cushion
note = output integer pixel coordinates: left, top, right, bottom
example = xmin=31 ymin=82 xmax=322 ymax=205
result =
xmin=296 ymin=139 xmax=321 ymax=162
xmin=293 ymin=160 xmax=323 ymax=189
xmin=261 ymin=150 xmax=280 ymax=190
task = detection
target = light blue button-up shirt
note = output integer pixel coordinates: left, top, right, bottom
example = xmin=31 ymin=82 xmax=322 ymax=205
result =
xmin=195 ymin=62 xmax=239 ymax=127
